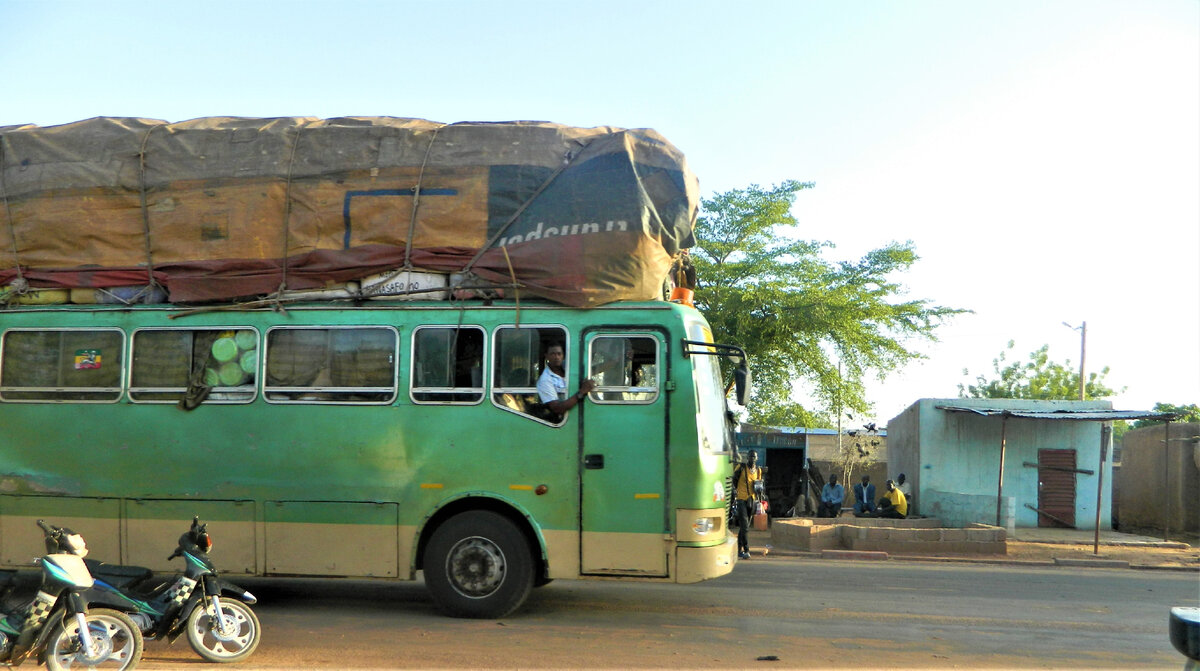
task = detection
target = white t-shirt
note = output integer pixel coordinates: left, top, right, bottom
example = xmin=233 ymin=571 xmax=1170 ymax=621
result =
xmin=537 ymin=367 xmax=567 ymax=404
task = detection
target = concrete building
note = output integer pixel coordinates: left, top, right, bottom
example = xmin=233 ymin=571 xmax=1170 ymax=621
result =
xmin=736 ymin=426 xmax=890 ymax=516
xmin=887 ymin=398 xmax=1133 ymax=530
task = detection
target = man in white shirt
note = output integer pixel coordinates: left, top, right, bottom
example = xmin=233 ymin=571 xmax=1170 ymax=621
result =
xmin=896 ymin=473 xmax=913 ymax=515
xmin=536 ymin=344 xmax=595 ymax=421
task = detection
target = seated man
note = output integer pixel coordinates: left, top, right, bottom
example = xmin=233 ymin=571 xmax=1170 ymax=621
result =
xmin=869 ymin=479 xmax=908 ymax=519
xmin=852 ymin=475 xmax=876 ymax=516
xmin=817 ymin=473 xmax=845 ymax=518
xmin=896 ymin=472 xmax=914 ymax=515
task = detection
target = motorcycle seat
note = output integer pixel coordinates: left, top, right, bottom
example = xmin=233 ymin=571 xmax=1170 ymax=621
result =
xmin=84 ymin=560 xmax=155 ymax=590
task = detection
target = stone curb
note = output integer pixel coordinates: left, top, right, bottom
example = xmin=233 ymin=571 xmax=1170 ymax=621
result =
xmin=755 ymin=547 xmax=1200 ymax=572
xmin=820 ymin=549 xmax=888 ymax=561
xmin=1053 ymin=557 xmax=1130 ymax=569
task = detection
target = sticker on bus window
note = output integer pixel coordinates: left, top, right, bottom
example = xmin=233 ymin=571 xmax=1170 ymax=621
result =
xmin=74 ymin=349 xmax=102 ymax=370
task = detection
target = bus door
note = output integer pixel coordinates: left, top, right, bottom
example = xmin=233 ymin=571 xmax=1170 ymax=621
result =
xmin=580 ymin=331 xmax=668 ymax=576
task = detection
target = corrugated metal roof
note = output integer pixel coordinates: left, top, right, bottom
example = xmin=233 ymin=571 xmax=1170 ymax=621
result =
xmin=934 ymin=405 xmax=1177 ymax=422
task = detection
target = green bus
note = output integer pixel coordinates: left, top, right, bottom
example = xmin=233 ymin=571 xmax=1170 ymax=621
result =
xmin=0 ymin=298 xmax=748 ymax=618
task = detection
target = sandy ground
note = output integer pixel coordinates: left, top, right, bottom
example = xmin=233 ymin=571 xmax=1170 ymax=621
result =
xmin=753 ymin=527 xmax=1200 ymax=569
xmin=999 ymin=539 xmax=1200 ymax=568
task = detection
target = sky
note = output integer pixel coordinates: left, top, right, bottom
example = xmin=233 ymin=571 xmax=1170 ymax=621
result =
xmin=2 ymin=0 xmax=1197 ymax=425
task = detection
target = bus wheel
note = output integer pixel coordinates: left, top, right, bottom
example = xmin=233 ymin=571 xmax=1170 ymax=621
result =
xmin=424 ymin=511 xmax=534 ymax=618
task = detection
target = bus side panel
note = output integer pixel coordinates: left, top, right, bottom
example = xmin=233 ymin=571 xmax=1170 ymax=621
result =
xmin=264 ymin=501 xmax=400 ymax=578
xmin=0 ymin=495 xmax=120 ymax=565
xmin=124 ymin=499 xmax=257 ymax=573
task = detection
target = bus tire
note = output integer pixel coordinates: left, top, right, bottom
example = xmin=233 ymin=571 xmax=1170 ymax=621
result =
xmin=424 ymin=510 xmax=534 ymax=619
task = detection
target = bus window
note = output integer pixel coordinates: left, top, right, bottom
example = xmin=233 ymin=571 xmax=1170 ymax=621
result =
xmin=130 ymin=328 xmax=257 ymax=403
xmin=587 ymin=335 xmax=659 ymax=403
xmin=491 ymin=326 xmax=568 ymax=425
xmin=411 ymin=326 xmax=485 ymax=404
xmin=264 ymin=326 xmax=397 ymax=404
xmin=0 ymin=328 xmax=124 ymax=402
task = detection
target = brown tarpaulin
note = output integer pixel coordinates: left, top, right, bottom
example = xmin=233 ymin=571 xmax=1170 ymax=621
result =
xmin=0 ymin=117 xmax=698 ymax=306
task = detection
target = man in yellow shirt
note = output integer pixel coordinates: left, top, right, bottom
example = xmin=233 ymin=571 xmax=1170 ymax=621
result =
xmin=874 ymin=479 xmax=907 ymax=519
xmin=733 ymin=451 xmax=764 ymax=559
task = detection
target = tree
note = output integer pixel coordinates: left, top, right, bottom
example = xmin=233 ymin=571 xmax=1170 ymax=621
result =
xmin=958 ymin=341 xmax=1119 ymax=400
xmin=1130 ymin=402 xmax=1200 ymax=428
xmin=691 ymin=181 xmax=966 ymax=426
xmin=836 ymin=422 xmax=882 ymax=486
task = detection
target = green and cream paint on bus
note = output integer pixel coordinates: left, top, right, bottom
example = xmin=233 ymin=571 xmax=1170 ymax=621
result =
xmin=0 ymin=299 xmax=746 ymax=618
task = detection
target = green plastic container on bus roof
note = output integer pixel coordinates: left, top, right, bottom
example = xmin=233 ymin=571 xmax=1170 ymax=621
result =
xmin=204 ymin=367 xmax=220 ymax=387
xmin=212 ymin=337 xmax=239 ymax=362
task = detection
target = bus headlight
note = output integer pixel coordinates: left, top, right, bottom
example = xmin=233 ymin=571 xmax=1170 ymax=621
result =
xmin=677 ymin=509 xmax=725 ymax=541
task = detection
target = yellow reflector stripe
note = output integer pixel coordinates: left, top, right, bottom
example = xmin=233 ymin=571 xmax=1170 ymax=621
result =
xmin=509 ymin=485 xmax=534 ymax=491
xmin=634 ymin=493 xmax=661 ymax=499
xmin=420 ymin=483 xmax=444 ymax=489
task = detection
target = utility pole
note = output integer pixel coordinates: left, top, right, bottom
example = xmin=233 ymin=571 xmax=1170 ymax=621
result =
xmin=1078 ymin=321 xmax=1086 ymax=400
xmin=1063 ymin=321 xmax=1087 ymax=400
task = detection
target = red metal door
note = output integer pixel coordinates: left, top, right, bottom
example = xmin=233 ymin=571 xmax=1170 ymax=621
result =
xmin=1037 ymin=449 xmax=1077 ymax=528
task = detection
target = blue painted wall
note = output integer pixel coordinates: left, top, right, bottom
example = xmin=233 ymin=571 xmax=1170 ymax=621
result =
xmin=888 ymin=398 xmax=1114 ymax=529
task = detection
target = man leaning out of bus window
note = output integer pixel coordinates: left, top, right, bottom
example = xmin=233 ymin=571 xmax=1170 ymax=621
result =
xmin=537 ymin=344 xmax=596 ymax=421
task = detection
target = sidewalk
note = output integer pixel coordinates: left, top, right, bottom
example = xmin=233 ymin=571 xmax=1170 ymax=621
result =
xmin=747 ymin=526 xmax=1200 ymax=571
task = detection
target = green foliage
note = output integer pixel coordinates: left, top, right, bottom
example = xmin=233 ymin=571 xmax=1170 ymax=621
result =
xmin=959 ymin=341 xmax=1120 ymax=400
xmin=1131 ymin=402 xmax=1200 ymax=428
xmin=692 ymin=181 xmax=966 ymax=426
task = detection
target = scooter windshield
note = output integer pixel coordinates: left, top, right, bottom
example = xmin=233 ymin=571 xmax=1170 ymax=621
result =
xmin=41 ymin=554 xmax=95 ymax=590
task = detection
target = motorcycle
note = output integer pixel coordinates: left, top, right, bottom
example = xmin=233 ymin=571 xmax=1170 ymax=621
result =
xmin=0 ymin=520 xmax=142 ymax=670
xmin=82 ymin=517 xmax=260 ymax=664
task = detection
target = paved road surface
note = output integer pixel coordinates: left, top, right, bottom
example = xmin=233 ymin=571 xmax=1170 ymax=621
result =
xmin=136 ymin=557 xmax=1195 ymax=669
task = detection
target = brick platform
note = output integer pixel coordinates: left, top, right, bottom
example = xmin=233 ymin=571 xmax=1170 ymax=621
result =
xmin=770 ymin=517 xmax=1007 ymax=556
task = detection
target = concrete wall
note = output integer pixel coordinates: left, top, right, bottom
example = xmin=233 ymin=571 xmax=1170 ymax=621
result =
xmin=922 ymin=490 xmax=1016 ymax=532
xmin=889 ymin=398 xmax=1115 ymax=529
xmin=886 ymin=403 xmax=921 ymax=513
xmin=805 ymin=431 xmax=889 ymax=463
xmin=1117 ymin=423 xmax=1199 ymax=535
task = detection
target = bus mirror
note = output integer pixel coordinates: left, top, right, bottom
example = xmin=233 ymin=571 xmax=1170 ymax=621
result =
xmin=733 ymin=363 xmax=752 ymax=406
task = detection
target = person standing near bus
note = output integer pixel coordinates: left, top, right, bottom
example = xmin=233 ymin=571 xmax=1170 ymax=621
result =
xmin=537 ymin=344 xmax=596 ymax=419
xmin=733 ymin=450 xmax=763 ymax=560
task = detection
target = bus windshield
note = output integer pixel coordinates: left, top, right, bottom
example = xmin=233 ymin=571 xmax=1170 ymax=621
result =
xmin=686 ymin=320 xmax=738 ymax=455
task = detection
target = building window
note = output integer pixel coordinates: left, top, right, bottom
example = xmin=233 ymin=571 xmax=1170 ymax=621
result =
xmin=0 ymin=329 xmax=124 ymax=402
xmin=265 ymin=327 xmax=397 ymax=404
xmin=411 ymin=326 xmax=485 ymax=404
xmin=130 ymin=328 xmax=257 ymax=403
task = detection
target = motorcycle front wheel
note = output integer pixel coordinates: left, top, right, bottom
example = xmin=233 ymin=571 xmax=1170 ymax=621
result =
xmin=45 ymin=608 xmax=143 ymax=670
xmin=185 ymin=599 xmax=261 ymax=663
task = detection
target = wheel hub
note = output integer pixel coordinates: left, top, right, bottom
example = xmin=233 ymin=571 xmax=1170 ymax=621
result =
xmin=211 ymin=611 xmax=242 ymax=642
xmin=446 ymin=535 xmax=507 ymax=598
